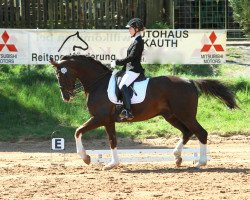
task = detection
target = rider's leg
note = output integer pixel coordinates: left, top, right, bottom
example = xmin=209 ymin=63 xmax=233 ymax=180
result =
xmin=118 ymin=71 xmax=140 ymax=90
xmin=118 ymin=71 xmax=140 ymax=120
xmin=120 ymin=85 xmax=133 ymax=120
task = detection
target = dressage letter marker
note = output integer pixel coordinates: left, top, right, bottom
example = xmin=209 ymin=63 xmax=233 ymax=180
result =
xmin=50 ymin=131 xmax=66 ymax=167
xmin=52 ymin=138 xmax=65 ymax=150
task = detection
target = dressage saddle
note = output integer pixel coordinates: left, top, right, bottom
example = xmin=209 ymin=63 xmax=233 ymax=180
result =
xmin=115 ymin=70 xmax=146 ymax=101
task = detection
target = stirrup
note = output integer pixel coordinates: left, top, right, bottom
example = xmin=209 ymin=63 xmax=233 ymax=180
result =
xmin=119 ymin=109 xmax=134 ymax=120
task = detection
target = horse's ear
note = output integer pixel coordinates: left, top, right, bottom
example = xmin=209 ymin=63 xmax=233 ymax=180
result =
xmin=49 ymin=57 xmax=59 ymax=68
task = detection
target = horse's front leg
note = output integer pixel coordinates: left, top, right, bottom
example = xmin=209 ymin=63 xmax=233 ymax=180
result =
xmin=75 ymin=117 xmax=102 ymax=165
xmin=103 ymin=122 xmax=120 ymax=170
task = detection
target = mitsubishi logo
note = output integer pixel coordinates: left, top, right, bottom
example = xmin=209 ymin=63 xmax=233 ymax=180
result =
xmin=201 ymin=31 xmax=224 ymax=52
xmin=0 ymin=31 xmax=18 ymax=52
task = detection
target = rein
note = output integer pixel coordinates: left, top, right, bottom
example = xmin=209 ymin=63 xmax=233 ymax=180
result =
xmin=82 ymin=71 xmax=111 ymax=93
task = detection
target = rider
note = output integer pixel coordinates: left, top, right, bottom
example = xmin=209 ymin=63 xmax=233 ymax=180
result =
xmin=111 ymin=18 xmax=145 ymax=120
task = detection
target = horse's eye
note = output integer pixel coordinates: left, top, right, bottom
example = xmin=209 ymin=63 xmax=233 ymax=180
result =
xmin=61 ymin=67 xmax=67 ymax=74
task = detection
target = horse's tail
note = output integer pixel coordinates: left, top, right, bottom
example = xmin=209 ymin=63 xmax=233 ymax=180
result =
xmin=192 ymin=79 xmax=239 ymax=109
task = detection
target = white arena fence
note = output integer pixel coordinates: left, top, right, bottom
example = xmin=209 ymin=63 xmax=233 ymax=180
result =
xmin=86 ymin=148 xmax=211 ymax=164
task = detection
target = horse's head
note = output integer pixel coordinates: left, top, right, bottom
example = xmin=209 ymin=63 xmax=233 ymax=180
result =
xmin=50 ymin=58 xmax=77 ymax=102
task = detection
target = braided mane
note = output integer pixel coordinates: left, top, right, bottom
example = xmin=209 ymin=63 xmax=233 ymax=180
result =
xmin=61 ymin=55 xmax=110 ymax=71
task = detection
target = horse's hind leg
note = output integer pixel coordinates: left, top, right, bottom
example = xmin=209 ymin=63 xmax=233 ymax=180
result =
xmin=163 ymin=115 xmax=193 ymax=167
xmin=103 ymin=122 xmax=120 ymax=170
xmin=184 ymin=119 xmax=208 ymax=168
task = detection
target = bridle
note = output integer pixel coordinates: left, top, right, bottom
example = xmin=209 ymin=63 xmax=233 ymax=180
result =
xmin=56 ymin=65 xmax=111 ymax=96
xmin=56 ymin=66 xmax=77 ymax=97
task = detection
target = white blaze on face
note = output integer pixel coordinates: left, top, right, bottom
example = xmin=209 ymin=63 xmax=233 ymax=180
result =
xmin=61 ymin=67 xmax=67 ymax=74
xmin=58 ymin=66 xmax=69 ymax=101
xmin=61 ymin=91 xmax=66 ymax=101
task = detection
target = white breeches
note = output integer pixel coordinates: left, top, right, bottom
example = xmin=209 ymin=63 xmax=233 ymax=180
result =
xmin=119 ymin=70 xmax=140 ymax=90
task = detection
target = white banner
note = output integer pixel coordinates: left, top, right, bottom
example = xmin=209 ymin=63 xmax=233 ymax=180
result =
xmin=0 ymin=29 xmax=226 ymax=65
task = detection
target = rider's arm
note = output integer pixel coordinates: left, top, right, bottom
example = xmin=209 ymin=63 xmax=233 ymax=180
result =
xmin=116 ymin=40 xmax=142 ymax=66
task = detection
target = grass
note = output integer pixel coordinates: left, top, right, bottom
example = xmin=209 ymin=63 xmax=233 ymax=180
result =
xmin=0 ymin=63 xmax=249 ymax=142
xmin=196 ymin=91 xmax=249 ymax=136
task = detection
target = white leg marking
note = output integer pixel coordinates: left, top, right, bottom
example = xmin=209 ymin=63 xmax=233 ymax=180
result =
xmin=103 ymin=148 xmax=120 ymax=170
xmin=110 ymin=148 xmax=119 ymax=164
xmin=199 ymin=142 xmax=207 ymax=163
xmin=75 ymin=134 xmax=87 ymax=159
xmin=195 ymin=142 xmax=207 ymax=168
xmin=173 ymin=139 xmax=184 ymax=158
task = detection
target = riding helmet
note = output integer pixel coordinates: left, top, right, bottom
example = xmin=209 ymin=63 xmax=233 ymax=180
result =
xmin=125 ymin=18 xmax=144 ymax=31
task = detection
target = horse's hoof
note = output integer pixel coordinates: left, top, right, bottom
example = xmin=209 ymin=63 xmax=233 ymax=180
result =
xmin=83 ymin=155 xmax=91 ymax=165
xmin=194 ymin=161 xmax=207 ymax=168
xmin=175 ymin=157 xmax=182 ymax=167
xmin=103 ymin=163 xmax=119 ymax=170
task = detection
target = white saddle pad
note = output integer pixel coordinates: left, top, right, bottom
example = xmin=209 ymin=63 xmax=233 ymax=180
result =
xmin=107 ymin=74 xmax=149 ymax=105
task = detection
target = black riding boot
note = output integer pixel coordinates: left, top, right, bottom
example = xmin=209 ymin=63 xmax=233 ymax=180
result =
xmin=120 ymin=85 xmax=134 ymax=120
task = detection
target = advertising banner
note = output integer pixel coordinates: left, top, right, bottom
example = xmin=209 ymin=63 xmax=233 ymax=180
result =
xmin=0 ymin=29 xmax=226 ymax=65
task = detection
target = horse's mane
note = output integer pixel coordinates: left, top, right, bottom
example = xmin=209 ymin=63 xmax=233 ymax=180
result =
xmin=61 ymin=55 xmax=110 ymax=71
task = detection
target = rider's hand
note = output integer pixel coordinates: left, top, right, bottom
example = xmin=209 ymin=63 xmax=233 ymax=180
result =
xmin=112 ymin=69 xmax=119 ymax=75
xmin=110 ymin=60 xmax=116 ymax=68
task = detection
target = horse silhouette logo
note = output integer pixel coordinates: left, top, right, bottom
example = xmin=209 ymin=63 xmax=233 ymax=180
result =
xmin=58 ymin=31 xmax=89 ymax=53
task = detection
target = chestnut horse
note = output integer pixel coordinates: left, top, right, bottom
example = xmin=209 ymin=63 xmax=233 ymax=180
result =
xmin=50 ymin=55 xmax=238 ymax=170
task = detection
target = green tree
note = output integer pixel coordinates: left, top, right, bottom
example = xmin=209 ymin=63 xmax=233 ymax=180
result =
xmin=229 ymin=0 xmax=250 ymax=37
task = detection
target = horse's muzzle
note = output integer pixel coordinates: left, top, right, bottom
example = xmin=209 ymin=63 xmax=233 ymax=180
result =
xmin=61 ymin=91 xmax=72 ymax=102
xmin=63 ymin=98 xmax=70 ymax=102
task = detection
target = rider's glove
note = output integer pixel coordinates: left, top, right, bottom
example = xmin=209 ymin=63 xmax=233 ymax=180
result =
xmin=112 ymin=69 xmax=119 ymax=75
xmin=110 ymin=60 xmax=116 ymax=68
